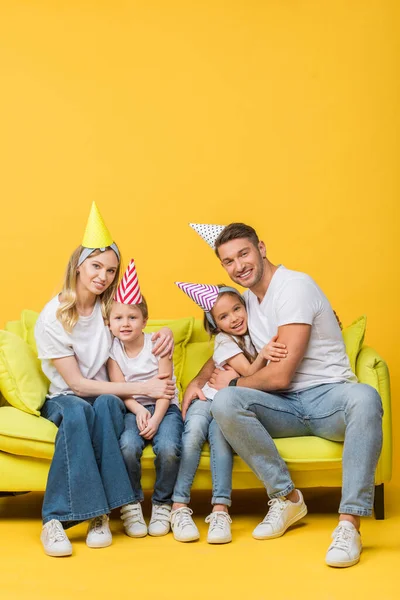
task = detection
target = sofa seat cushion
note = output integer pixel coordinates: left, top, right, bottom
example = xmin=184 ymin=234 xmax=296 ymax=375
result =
xmin=0 ymin=406 xmax=57 ymax=460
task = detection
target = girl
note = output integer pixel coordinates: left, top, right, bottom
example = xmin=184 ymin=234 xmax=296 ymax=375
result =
xmin=170 ymin=283 xmax=287 ymax=544
xmin=34 ymin=203 xmax=174 ymax=557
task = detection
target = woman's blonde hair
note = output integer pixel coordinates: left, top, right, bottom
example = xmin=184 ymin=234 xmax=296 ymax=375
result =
xmin=56 ymin=246 xmax=121 ymax=333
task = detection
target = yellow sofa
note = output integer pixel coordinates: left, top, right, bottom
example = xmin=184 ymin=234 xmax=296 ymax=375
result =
xmin=0 ymin=314 xmax=392 ymax=519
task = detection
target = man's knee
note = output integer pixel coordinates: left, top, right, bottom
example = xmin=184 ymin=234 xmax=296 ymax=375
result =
xmin=346 ymin=384 xmax=383 ymax=420
xmin=211 ymin=388 xmax=243 ymax=424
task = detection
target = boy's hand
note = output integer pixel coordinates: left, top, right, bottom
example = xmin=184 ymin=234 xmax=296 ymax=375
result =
xmin=139 ymin=416 xmax=161 ymax=440
xmin=136 ymin=406 xmax=151 ymax=431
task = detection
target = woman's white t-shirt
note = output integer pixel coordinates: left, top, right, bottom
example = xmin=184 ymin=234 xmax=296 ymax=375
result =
xmin=35 ymin=296 xmax=111 ymax=398
xmin=109 ymin=333 xmax=180 ymax=407
xmin=202 ymin=332 xmax=255 ymax=401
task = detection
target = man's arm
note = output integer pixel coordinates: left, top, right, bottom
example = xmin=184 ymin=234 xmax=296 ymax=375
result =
xmin=209 ymin=324 xmax=311 ymax=392
xmin=181 ymin=357 xmax=215 ymax=419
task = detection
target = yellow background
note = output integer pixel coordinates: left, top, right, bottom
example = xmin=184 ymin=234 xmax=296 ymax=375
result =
xmin=0 ymin=1 xmax=398 ymax=480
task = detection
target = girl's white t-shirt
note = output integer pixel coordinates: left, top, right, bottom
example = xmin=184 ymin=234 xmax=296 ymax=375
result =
xmin=202 ymin=332 xmax=255 ymax=400
xmin=109 ymin=333 xmax=180 ymax=407
xmin=35 ymin=296 xmax=111 ymax=398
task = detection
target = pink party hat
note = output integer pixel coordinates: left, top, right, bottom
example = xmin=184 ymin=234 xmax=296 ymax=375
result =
xmin=114 ymin=259 xmax=142 ymax=305
xmin=175 ymin=282 xmax=220 ymax=312
xmin=189 ymin=223 xmax=225 ymax=249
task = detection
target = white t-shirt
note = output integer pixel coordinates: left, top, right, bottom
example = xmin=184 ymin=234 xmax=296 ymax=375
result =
xmin=202 ymin=332 xmax=255 ymax=400
xmin=35 ymin=296 xmax=111 ymax=398
xmin=109 ymin=333 xmax=180 ymax=407
xmin=244 ymin=265 xmax=357 ymax=392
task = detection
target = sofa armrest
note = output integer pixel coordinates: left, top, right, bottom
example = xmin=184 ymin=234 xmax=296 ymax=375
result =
xmin=355 ymin=346 xmax=392 ymax=483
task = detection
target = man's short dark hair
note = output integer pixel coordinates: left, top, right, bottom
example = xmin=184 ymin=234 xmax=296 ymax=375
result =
xmin=214 ymin=223 xmax=260 ymax=257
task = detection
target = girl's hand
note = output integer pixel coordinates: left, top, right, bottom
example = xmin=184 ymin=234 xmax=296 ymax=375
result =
xmin=208 ymin=365 xmax=239 ymax=390
xmin=151 ymin=327 xmax=175 ymax=359
xmin=142 ymin=374 xmax=176 ymax=399
xmin=139 ymin=416 xmax=161 ymax=440
xmin=136 ymin=406 xmax=151 ymax=432
xmin=260 ymin=335 xmax=288 ymax=362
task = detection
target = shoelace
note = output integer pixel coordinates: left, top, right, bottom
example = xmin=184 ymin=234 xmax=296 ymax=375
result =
xmin=205 ymin=511 xmax=232 ymax=532
xmin=90 ymin=515 xmax=107 ymax=535
xmin=261 ymin=498 xmax=286 ymax=523
xmin=121 ymin=504 xmax=144 ymax=525
xmin=48 ymin=520 xmax=67 ymax=543
xmin=172 ymin=507 xmax=194 ymax=530
xmin=330 ymin=525 xmax=355 ymax=552
xmin=151 ymin=505 xmax=171 ymax=524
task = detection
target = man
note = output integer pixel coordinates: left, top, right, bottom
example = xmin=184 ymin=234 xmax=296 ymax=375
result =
xmin=183 ymin=222 xmax=382 ymax=568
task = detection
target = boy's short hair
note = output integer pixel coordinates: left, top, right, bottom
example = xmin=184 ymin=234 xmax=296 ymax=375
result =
xmin=214 ymin=223 xmax=260 ymax=257
xmin=136 ymin=295 xmax=149 ymax=320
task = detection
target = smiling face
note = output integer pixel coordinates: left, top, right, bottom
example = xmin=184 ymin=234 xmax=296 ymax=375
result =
xmin=77 ymin=249 xmax=119 ymax=296
xmin=211 ymin=292 xmax=248 ymax=336
xmin=218 ymin=238 xmax=266 ymax=289
xmin=109 ymin=302 xmax=147 ymax=343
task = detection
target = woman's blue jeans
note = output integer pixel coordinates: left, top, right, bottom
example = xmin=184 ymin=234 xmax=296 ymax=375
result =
xmin=41 ymin=394 xmax=135 ymax=528
xmin=120 ymin=404 xmax=183 ymax=505
xmin=172 ymin=399 xmax=233 ymax=507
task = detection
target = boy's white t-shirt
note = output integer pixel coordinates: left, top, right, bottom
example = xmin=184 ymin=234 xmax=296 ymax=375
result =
xmin=202 ymin=332 xmax=255 ymax=400
xmin=35 ymin=296 xmax=111 ymax=398
xmin=109 ymin=333 xmax=180 ymax=407
xmin=244 ymin=265 xmax=357 ymax=392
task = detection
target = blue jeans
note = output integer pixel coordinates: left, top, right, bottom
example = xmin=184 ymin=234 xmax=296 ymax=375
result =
xmin=211 ymin=382 xmax=383 ymax=517
xmin=120 ymin=404 xmax=183 ymax=505
xmin=41 ymin=394 xmax=134 ymax=528
xmin=172 ymin=399 xmax=233 ymax=506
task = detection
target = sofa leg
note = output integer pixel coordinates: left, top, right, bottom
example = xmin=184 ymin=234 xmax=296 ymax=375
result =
xmin=374 ymin=484 xmax=385 ymax=520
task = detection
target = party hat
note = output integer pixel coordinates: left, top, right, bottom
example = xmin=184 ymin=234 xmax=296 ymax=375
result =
xmin=82 ymin=202 xmax=113 ymax=249
xmin=189 ymin=223 xmax=225 ymax=249
xmin=114 ymin=259 xmax=142 ymax=305
xmin=175 ymin=281 xmax=220 ymax=312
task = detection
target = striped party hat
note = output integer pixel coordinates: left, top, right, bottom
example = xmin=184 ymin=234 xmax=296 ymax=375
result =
xmin=189 ymin=223 xmax=225 ymax=249
xmin=175 ymin=282 xmax=220 ymax=312
xmin=114 ymin=259 xmax=142 ymax=305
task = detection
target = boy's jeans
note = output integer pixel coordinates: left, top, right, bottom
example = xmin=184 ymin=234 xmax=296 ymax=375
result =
xmin=211 ymin=382 xmax=383 ymax=516
xmin=120 ymin=404 xmax=183 ymax=505
xmin=41 ymin=394 xmax=135 ymax=528
xmin=172 ymin=399 xmax=233 ymax=507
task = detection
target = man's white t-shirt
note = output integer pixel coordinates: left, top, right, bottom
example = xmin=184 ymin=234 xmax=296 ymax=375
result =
xmin=202 ymin=332 xmax=255 ymax=400
xmin=35 ymin=296 xmax=111 ymax=398
xmin=109 ymin=333 xmax=180 ymax=407
xmin=244 ymin=266 xmax=357 ymax=392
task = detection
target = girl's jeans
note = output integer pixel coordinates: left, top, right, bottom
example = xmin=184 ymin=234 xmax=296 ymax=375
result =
xmin=120 ymin=404 xmax=183 ymax=505
xmin=172 ymin=398 xmax=233 ymax=507
xmin=41 ymin=394 xmax=134 ymax=528
xmin=211 ymin=382 xmax=383 ymax=516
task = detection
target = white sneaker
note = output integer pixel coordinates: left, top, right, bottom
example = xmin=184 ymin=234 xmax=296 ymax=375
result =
xmin=325 ymin=521 xmax=362 ymax=568
xmin=41 ymin=519 xmax=72 ymax=557
xmin=148 ymin=504 xmax=172 ymax=536
xmin=171 ymin=507 xmax=200 ymax=542
xmin=120 ymin=503 xmax=148 ymax=538
xmin=205 ymin=511 xmax=232 ymax=544
xmin=86 ymin=514 xmax=112 ymax=548
xmin=252 ymin=490 xmax=307 ymax=539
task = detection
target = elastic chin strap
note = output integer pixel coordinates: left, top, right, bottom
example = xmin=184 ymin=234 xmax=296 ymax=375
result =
xmin=78 ymin=243 xmax=120 ymax=266
xmin=205 ymin=286 xmax=242 ymax=330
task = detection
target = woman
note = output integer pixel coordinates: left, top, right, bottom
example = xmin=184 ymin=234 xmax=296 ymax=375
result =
xmin=35 ymin=204 xmax=174 ymax=557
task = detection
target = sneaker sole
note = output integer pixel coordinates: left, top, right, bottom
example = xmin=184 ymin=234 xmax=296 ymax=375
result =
xmin=252 ymin=504 xmax=308 ymax=540
xmin=43 ymin=547 xmax=73 ymax=557
xmin=326 ymin=555 xmax=361 ymax=568
xmin=173 ymin=532 xmax=200 ymax=542
xmin=124 ymin=530 xmax=148 ymax=538
xmin=148 ymin=528 xmax=171 ymax=537
xmin=86 ymin=539 xmax=112 ymax=549
xmin=207 ymin=535 xmax=232 ymax=544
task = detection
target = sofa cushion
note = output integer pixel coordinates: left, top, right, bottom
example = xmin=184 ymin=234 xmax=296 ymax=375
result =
xmin=342 ymin=315 xmax=366 ymax=373
xmin=0 ymin=406 xmax=56 ymax=460
xmin=144 ymin=317 xmax=194 ymax=399
xmin=181 ymin=340 xmax=214 ymax=392
xmin=21 ymin=309 xmax=40 ymax=354
xmin=0 ymin=331 xmax=49 ymax=416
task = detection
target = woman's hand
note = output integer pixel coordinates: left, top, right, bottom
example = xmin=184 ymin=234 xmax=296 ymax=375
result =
xmin=151 ymin=327 xmax=174 ymax=359
xmin=208 ymin=365 xmax=239 ymax=390
xmin=142 ymin=374 xmax=176 ymax=399
xmin=136 ymin=405 xmax=151 ymax=431
xmin=260 ymin=335 xmax=288 ymax=362
xmin=181 ymin=381 xmax=206 ymax=420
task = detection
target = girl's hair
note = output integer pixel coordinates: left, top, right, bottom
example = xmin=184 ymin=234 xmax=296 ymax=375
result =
xmin=56 ymin=246 xmax=121 ymax=333
xmin=203 ymin=284 xmax=256 ymax=364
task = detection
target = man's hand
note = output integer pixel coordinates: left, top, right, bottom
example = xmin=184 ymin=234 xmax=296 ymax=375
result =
xmin=142 ymin=374 xmax=176 ymax=399
xmin=208 ymin=365 xmax=239 ymax=390
xmin=136 ymin=405 xmax=151 ymax=431
xmin=151 ymin=327 xmax=174 ymax=359
xmin=139 ymin=415 xmax=161 ymax=440
xmin=181 ymin=381 xmax=206 ymax=420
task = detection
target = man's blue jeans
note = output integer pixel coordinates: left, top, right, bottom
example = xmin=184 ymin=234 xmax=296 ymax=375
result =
xmin=41 ymin=394 xmax=135 ymax=528
xmin=172 ymin=399 xmax=233 ymax=507
xmin=211 ymin=382 xmax=383 ymax=517
xmin=120 ymin=404 xmax=183 ymax=505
